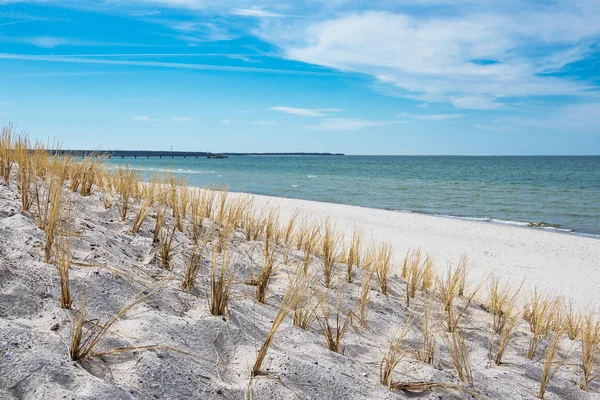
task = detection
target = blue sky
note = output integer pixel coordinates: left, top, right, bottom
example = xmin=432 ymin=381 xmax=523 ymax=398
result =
xmin=0 ymin=0 xmax=599 ymax=155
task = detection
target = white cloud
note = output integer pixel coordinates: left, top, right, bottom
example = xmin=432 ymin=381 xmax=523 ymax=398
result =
xmin=252 ymin=120 xmax=275 ymax=125
xmin=307 ymin=118 xmax=402 ymax=131
xmin=256 ymin=5 xmax=600 ymax=107
xmin=133 ymin=115 xmax=191 ymax=122
xmin=402 ymin=113 xmax=463 ymax=121
xmin=0 ymin=53 xmax=330 ymax=75
xmin=221 ymin=119 xmax=232 ymax=124
xmin=269 ymin=106 xmax=342 ymax=117
xmin=450 ymin=96 xmax=505 ymax=110
xmin=232 ymin=7 xmax=285 ymax=17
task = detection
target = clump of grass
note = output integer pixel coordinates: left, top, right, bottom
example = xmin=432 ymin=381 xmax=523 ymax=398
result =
xmin=0 ymin=124 xmax=14 ymax=184
xmin=182 ymin=235 xmax=210 ymax=292
xmin=487 ymin=277 xmax=522 ymax=365
xmin=43 ymin=166 xmax=67 ymax=263
xmin=293 ymin=272 xmax=319 ymax=330
xmin=346 ymin=225 xmax=363 ymax=283
xmin=190 ymin=190 xmax=204 ymax=244
xmin=255 ymin=209 xmax=280 ymax=303
xmin=417 ymin=296 xmax=437 ymax=364
xmin=357 ymin=263 xmax=375 ymax=327
xmin=321 ymin=220 xmax=340 ymax=288
xmin=404 ymin=249 xmax=435 ymax=307
xmin=580 ymin=311 xmax=600 ymax=391
xmin=487 ymin=277 xmax=522 ymax=334
xmin=564 ymin=300 xmax=582 ymax=340
xmin=437 ymin=259 xmax=486 ymax=332
xmin=442 ymin=328 xmax=473 ymax=386
xmin=538 ymin=329 xmax=564 ymax=399
xmin=152 ymin=204 xmax=167 ymax=244
xmin=167 ymin=174 xmax=184 ymax=232
xmin=209 ymin=245 xmax=234 ymax=316
xmin=524 ymin=289 xmax=561 ymax=359
xmin=214 ymin=189 xmax=230 ymax=253
xmin=158 ymin=226 xmax=178 ymax=270
xmin=54 ymin=217 xmax=73 ymax=309
xmin=375 ymin=242 xmax=393 ymax=295
xmin=116 ymin=165 xmax=139 ymax=221
xmin=69 ymin=154 xmax=101 ymax=196
xmin=14 ymin=135 xmax=33 ymax=212
xmin=380 ymin=317 xmax=412 ymax=390
xmin=301 ymin=223 xmax=320 ymax=274
xmin=70 ymin=290 xmax=154 ymax=362
xmin=131 ymin=200 xmax=151 ymax=234
xmin=317 ymin=279 xmax=353 ymax=353
xmin=252 ymin=268 xmax=304 ymax=376
xmin=281 ymin=210 xmax=299 ymax=264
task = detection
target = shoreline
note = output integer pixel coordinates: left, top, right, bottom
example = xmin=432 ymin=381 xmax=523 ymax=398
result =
xmin=230 ymin=190 xmax=600 ymax=306
xmin=107 ymin=160 xmax=600 ymax=238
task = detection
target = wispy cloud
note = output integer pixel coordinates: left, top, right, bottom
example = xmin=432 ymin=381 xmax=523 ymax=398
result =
xmin=221 ymin=119 xmax=232 ymax=124
xmin=0 ymin=53 xmax=335 ymax=76
xmin=0 ymin=36 xmax=154 ymax=49
xmin=400 ymin=113 xmax=463 ymax=121
xmin=269 ymin=106 xmax=342 ymax=117
xmin=0 ymin=17 xmax=45 ymax=27
xmin=232 ymin=7 xmax=286 ymax=18
xmin=252 ymin=120 xmax=275 ymax=126
xmin=258 ymin=3 xmax=600 ymax=107
xmin=450 ymin=96 xmax=505 ymax=110
xmin=133 ymin=116 xmax=191 ymax=122
xmin=307 ymin=118 xmax=403 ymax=131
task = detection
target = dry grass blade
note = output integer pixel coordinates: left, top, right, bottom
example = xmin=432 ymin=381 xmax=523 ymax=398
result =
xmin=357 ymin=264 xmax=375 ymax=328
xmin=580 ymin=310 xmax=600 ymax=391
xmin=317 ymin=278 xmax=353 ymax=353
xmin=210 ymin=245 xmax=234 ymax=316
xmin=438 ymin=259 xmax=487 ymax=332
xmin=281 ymin=209 xmax=299 ymax=264
xmin=404 ymin=249 xmax=435 ymax=307
xmin=14 ymin=135 xmax=33 ymax=212
xmin=346 ymin=225 xmax=363 ymax=283
xmin=116 ymin=165 xmax=139 ymax=221
xmin=182 ymin=235 xmax=210 ymax=291
xmin=153 ymin=204 xmax=166 ymax=244
xmin=321 ymin=220 xmax=339 ymax=288
xmin=70 ymin=289 xmax=155 ymax=362
xmin=375 ymin=242 xmax=393 ymax=295
xmin=564 ymin=300 xmax=582 ymax=340
xmin=418 ymin=295 xmax=437 ymax=364
xmin=0 ymin=124 xmax=15 ymax=184
xmin=380 ymin=317 xmax=412 ymax=390
xmin=442 ymin=328 xmax=473 ymax=386
xmin=538 ymin=329 xmax=564 ymax=399
xmin=43 ymin=167 xmax=67 ymax=263
xmin=302 ymin=223 xmax=320 ymax=274
xmin=54 ymin=223 xmax=73 ymax=309
xmin=131 ymin=200 xmax=151 ymax=234
xmin=252 ymin=268 xmax=304 ymax=376
xmin=292 ymin=277 xmax=320 ymax=330
xmin=158 ymin=225 xmax=178 ymax=270
xmin=524 ymin=289 xmax=561 ymax=359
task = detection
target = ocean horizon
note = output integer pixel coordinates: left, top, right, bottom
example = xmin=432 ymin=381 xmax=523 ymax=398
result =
xmin=108 ymin=155 xmax=600 ymax=238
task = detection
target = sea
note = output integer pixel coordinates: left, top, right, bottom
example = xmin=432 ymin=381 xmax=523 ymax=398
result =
xmin=108 ymin=155 xmax=600 ymax=238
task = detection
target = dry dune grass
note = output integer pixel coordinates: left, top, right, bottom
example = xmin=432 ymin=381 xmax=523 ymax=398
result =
xmin=2 ymin=126 xmax=600 ymax=399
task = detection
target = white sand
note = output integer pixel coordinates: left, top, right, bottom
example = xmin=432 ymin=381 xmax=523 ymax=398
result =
xmin=248 ymin=193 xmax=600 ymax=306
xmin=2 ymin=181 xmax=600 ymax=399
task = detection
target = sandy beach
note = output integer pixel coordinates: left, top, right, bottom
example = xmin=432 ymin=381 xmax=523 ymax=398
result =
xmin=247 ymin=193 xmax=600 ymax=306
xmin=2 ymin=172 xmax=600 ymax=399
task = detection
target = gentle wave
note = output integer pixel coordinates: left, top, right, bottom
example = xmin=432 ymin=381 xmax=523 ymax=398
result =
xmin=389 ymin=209 xmax=596 ymax=237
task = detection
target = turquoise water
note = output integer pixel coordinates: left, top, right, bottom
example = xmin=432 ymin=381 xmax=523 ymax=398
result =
xmin=108 ymin=156 xmax=600 ymax=237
